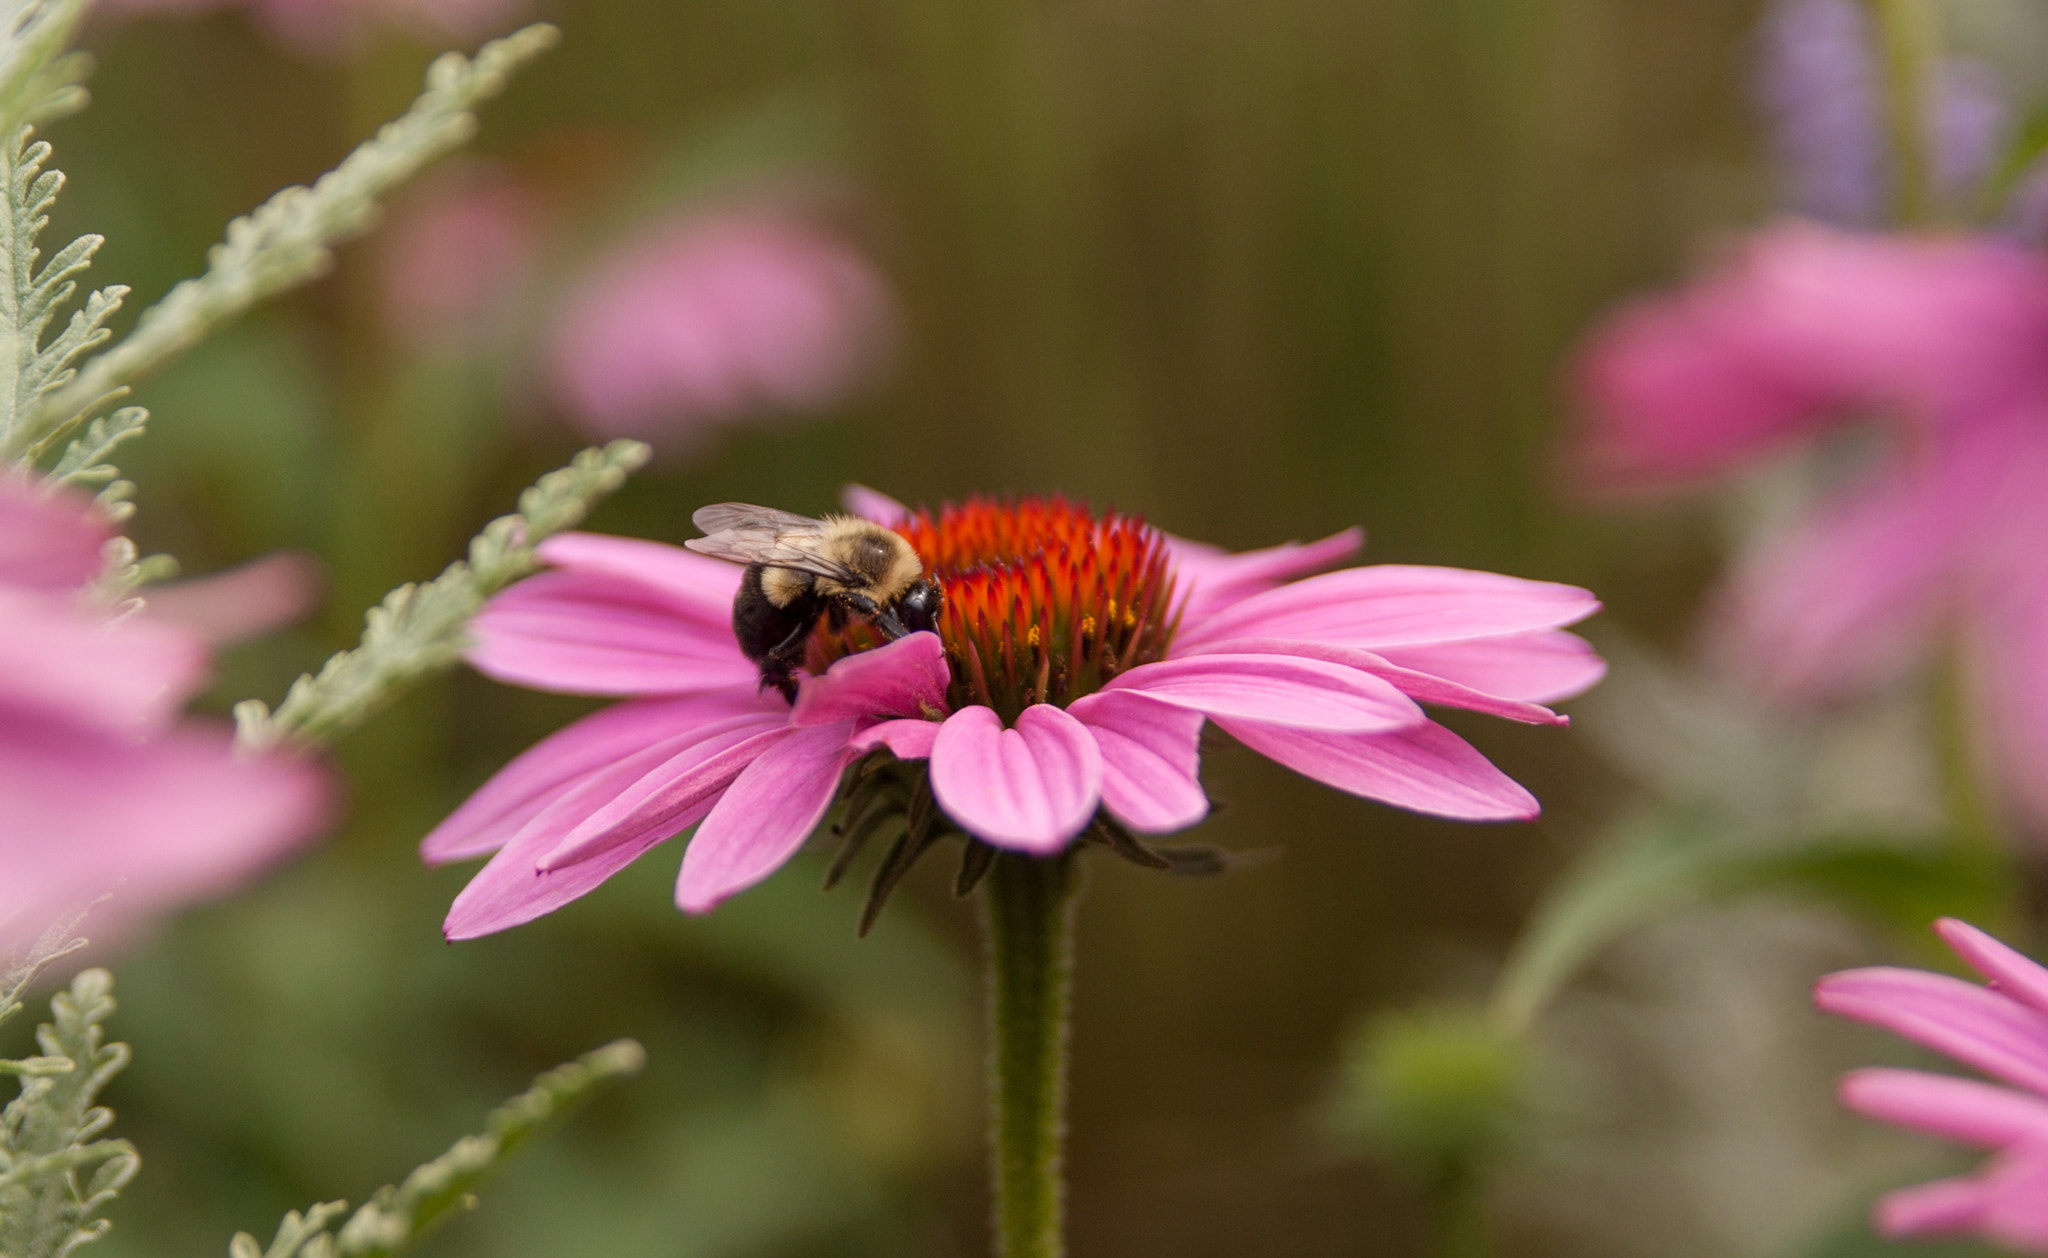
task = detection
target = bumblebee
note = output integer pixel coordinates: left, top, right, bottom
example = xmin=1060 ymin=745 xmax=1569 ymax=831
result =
xmin=685 ymin=503 xmax=944 ymax=702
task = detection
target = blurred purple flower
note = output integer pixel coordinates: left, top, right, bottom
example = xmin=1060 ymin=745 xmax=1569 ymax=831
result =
xmin=1756 ymin=0 xmax=1887 ymax=225
xmin=546 ymin=210 xmax=897 ymax=451
xmin=1573 ymin=223 xmax=2048 ymax=827
xmin=1934 ymin=60 xmax=2010 ymax=203
xmin=381 ymin=165 xmax=541 ymax=350
xmin=98 ymin=0 xmax=525 ymax=53
xmin=1817 ymin=919 xmax=2048 ymax=1251
xmin=0 ymin=480 xmax=330 ymax=954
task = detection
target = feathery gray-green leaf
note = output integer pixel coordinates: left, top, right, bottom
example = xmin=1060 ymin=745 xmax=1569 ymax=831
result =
xmin=235 ymin=440 xmax=650 ymax=752
xmin=0 ymin=0 xmax=91 ymax=134
xmin=25 ymin=22 xmax=559 ymax=447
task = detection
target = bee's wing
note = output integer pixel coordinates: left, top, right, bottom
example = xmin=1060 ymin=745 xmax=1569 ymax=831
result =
xmin=684 ymin=503 xmax=860 ymax=582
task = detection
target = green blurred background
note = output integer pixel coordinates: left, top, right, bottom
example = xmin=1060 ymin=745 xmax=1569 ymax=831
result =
xmin=6 ymin=0 xmax=1985 ymax=1253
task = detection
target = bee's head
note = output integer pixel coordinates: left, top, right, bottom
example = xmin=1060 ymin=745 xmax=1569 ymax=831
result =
xmin=895 ymin=579 xmax=943 ymax=634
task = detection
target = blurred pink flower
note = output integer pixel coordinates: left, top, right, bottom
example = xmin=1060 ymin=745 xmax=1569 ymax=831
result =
xmin=98 ymin=0 xmax=525 ymax=53
xmin=1817 ymin=918 xmax=2048 ymax=1251
xmin=0 ymin=480 xmax=329 ymax=954
xmin=423 ymin=490 xmax=1603 ymax=938
xmin=547 ymin=211 xmax=897 ymax=450
xmin=1574 ymin=223 xmax=2048 ymax=824
xmin=380 ymin=165 xmax=541 ymax=350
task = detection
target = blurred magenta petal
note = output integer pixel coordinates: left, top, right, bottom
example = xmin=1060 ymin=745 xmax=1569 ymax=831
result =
xmin=1107 ymin=652 xmax=1423 ymax=733
xmin=1842 ymin=1068 xmax=2048 ymax=1147
xmin=420 ymin=692 xmax=777 ymax=864
xmin=930 ymin=705 xmax=1103 ymax=854
xmin=1939 ymin=917 xmax=2048 ymax=1018
xmin=842 ymin=483 xmax=909 ymax=523
xmin=141 ymin=551 xmax=323 ymax=645
xmin=1370 ymin=630 xmax=1607 ymax=704
xmin=1817 ymin=966 xmax=2048 ymax=1095
xmin=1574 ymin=224 xmax=2048 ymax=486
xmin=0 ymin=479 xmax=105 ymax=591
xmin=1876 ymin=1174 xmax=1995 ymax=1237
xmin=789 ymin=631 xmax=948 ymax=726
xmin=1181 ymin=565 xmax=1600 ymax=652
xmin=675 ymin=723 xmax=858 ymax=913
xmin=1216 ymin=717 xmax=1540 ymax=821
xmin=549 ymin=211 xmax=896 ymax=449
xmin=468 ymin=568 xmax=760 ymax=696
xmin=0 ymin=587 xmax=208 ymax=735
xmin=1067 ymin=691 xmax=1207 ymax=833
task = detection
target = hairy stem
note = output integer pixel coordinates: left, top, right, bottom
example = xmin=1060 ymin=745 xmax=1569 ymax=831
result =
xmin=983 ymin=852 xmax=1076 ymax=1258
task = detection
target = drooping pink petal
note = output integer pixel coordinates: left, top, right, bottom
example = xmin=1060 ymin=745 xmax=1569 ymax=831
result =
xmin=421 ymin=691 xmax=777 ymax=863
xmin=929 ymin=704 xmax=1103 ymax=853
xmin=1176 ymin=565 xmax=1600 ymax=654
xmin=0 ymin=714 xmax=329 ymax=951
xmin=790 ymin=631 xmax=948 ymax=726
xmin=535 ymin=532 xmax=743 ymax=621
xmin=1215 ymin=716 xmax=1540 ymax=821
xmin=1106 ymin=652 xmax=1423 ymax=733
xmin=1371 ymin=630 xmax=1607 ymax=704
xmin=141 ymin=551 xmax=323 ymax=645
xmin=1981 ymin=1154 xmax=2048 ymax=1250
xmin=1067 ymin=690 xmax=1208 ymax=834
xmin=841 ymin=483 xmax=909 ymax=523
xmin=0 ymin=589 xmax=209 ymax=735
xmin=1816 ymin=967 xmax=2048 ymax=1095
xmin=849 ymin=717 xmax=941 ymax=759
xmin=1937 ymin=917 xmax=2048 ymax=1020
xmin=442 ymin=801 xmax=696 ymax=942
xmin=1169 ymin=527 xmax=1365 ymax=625
xmin=536 ymin=719 xmax=795 ymax=871
xmin=0 ymin=479 xmax=107 ymax=592
xmin=1874 ymin=1174 xmax=1994 ymax=1237
xmin=675 ymin=722 xmax=858 ymax=913
xmin=1175 ymin=637 xmax=1566 ymax=725
xmin=467 ymin=568 xmax=759 ymax=696
xmin=1839 ymin=1068 xmax=2048 ymax=1148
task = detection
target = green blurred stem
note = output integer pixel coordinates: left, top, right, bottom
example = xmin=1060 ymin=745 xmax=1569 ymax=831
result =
xmin=1426 ymin=1168 xmax=1493 ymax=1258
xmin=1869 ymin=0 xmax=1940 ymax=224
xmin=984 ymin=851 xmax=1076 ymax=1258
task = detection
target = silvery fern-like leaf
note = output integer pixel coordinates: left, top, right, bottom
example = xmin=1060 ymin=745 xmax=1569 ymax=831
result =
xmin=24 ymin=22 xmax=560 ymax=451
xmin=229 ymin=1041 xmax=644 ymax=1258
xmin=0 ymin=0 xmax=91 ymax=134
xmin=235 ymin=440 xmax=650 ymax=751
xmin=0 ymin=970 xmax=138 ymax=1258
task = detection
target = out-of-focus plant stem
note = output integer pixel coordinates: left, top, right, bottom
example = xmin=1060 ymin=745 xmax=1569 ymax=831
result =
xmin=984 ymin=851 xmax=1075 ymax=1258
xmin=1932 ymin=651 xmax=2019 ymax=932
xmin=1426 ymin=1168 xmax=1493 ymax=1258
xmin=1869 ymin=0 xmax=1940 ymax=224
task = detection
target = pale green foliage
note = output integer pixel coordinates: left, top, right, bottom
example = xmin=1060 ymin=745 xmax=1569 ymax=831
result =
xmin=229 ymin=1040 xmax=646 ymax=1258
xmin=0 ymin=969 xmax=138 ymax=1258
xmin=235 ymin=439 xmax=651 ymax=751
xmin=0 ymin=1 xmax=92 ymax=134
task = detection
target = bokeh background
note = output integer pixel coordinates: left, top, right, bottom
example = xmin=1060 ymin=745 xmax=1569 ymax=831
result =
xmin=15 ymin=0 xmax=2048 ymax=1253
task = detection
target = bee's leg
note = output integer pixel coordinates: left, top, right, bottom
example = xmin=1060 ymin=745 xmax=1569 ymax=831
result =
xmin=825 ymin=601 xmax=850 ymax=632
xmin=759 ymin=660 xmax=800 ymax=705
xmin=760 ymin=617 xmax=815 ymax=705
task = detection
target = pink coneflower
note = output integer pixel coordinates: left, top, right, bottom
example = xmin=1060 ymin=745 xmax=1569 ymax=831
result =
xmin=546 ymin=210 xmax=897 ymax=451
xmin=380 ymin=164 xmax=541 ymax=351
xmin=0 ymin=480 xmax=329 ymax=953
xmin=1817 ymin=919 xmax=2048 ymax=1251
xmin=424 ymin=490 xmax=1603 ymax=938
xmin=1573 ymin=222 xmax=2048 ymax=827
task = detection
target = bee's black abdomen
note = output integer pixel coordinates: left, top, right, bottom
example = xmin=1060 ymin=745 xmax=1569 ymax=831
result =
xmin=735 ymin=564 xmax=823 ymax=703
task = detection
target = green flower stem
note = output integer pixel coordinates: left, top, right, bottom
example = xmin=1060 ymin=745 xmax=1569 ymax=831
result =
xmin=983 ymin=851 xmax=1077 ymax=1258
xmin=1869 ymin=0 xmax=1940 ymax=224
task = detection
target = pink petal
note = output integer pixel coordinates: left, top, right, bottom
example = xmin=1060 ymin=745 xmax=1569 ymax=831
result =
xmin=1371 ymin=630 xmax=1608 ymax=704
xmin=141 ymin=551 xmax=322 ymax=646
xmin=420 ymin=691 xmax=775 ymax=864
xmin=1937 ymin=918 xmax=2048 ymax=1021
xmin=790 ymin=632 xmax=949 ymax=726
xmin=1067 ymin=690 xmax=1208 ymax=834
xmin=0 ymin=479 xmax=107 ymax=593
xmin=1215 ymin=717 xmax=1540 ymax=821
xmin=535 ymin=532 xmax=743 ymax=619
xmin=849 ymin=717 xmax=941 ymax=759
xmin=1982 ymin=1153 xmax=2048 ymax=1250
xmin=442 ymin=801 xmax=696 ymax=941
xmin=1873 ymin=1175 xmax=1994 ymax=1237
xmin=536 ymin=720 xmax=795 ymax=871
xmin=1177 ymin=637 xmax=1566 ymax=726
xmin=1169 ymin=527 xmax=1365 ymax=626
xmin=0 ymin=714 xmax=329 ymax=951
xmin=1816 ymin=967 xmax=2048 ymax=1095
xmin=929 ymin=705 xmax=1103 ymax=854
xmin=467 ymin=568 xmax=760 ymax=696
xmin=841 ymin=484 xmax=909 ymax=523
xmin=1107 ymin=653 xmax=1423 ymax=732
xmin=0 ymin=588 xmax=208 ymax=735
xmin=1177 ymin=565 xmax=1600 ymax=654
xmin=675 ymin=722 xmax=857 ymax=912
xmin=1840 ymin=1068 xmax=2048 ymax=1148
